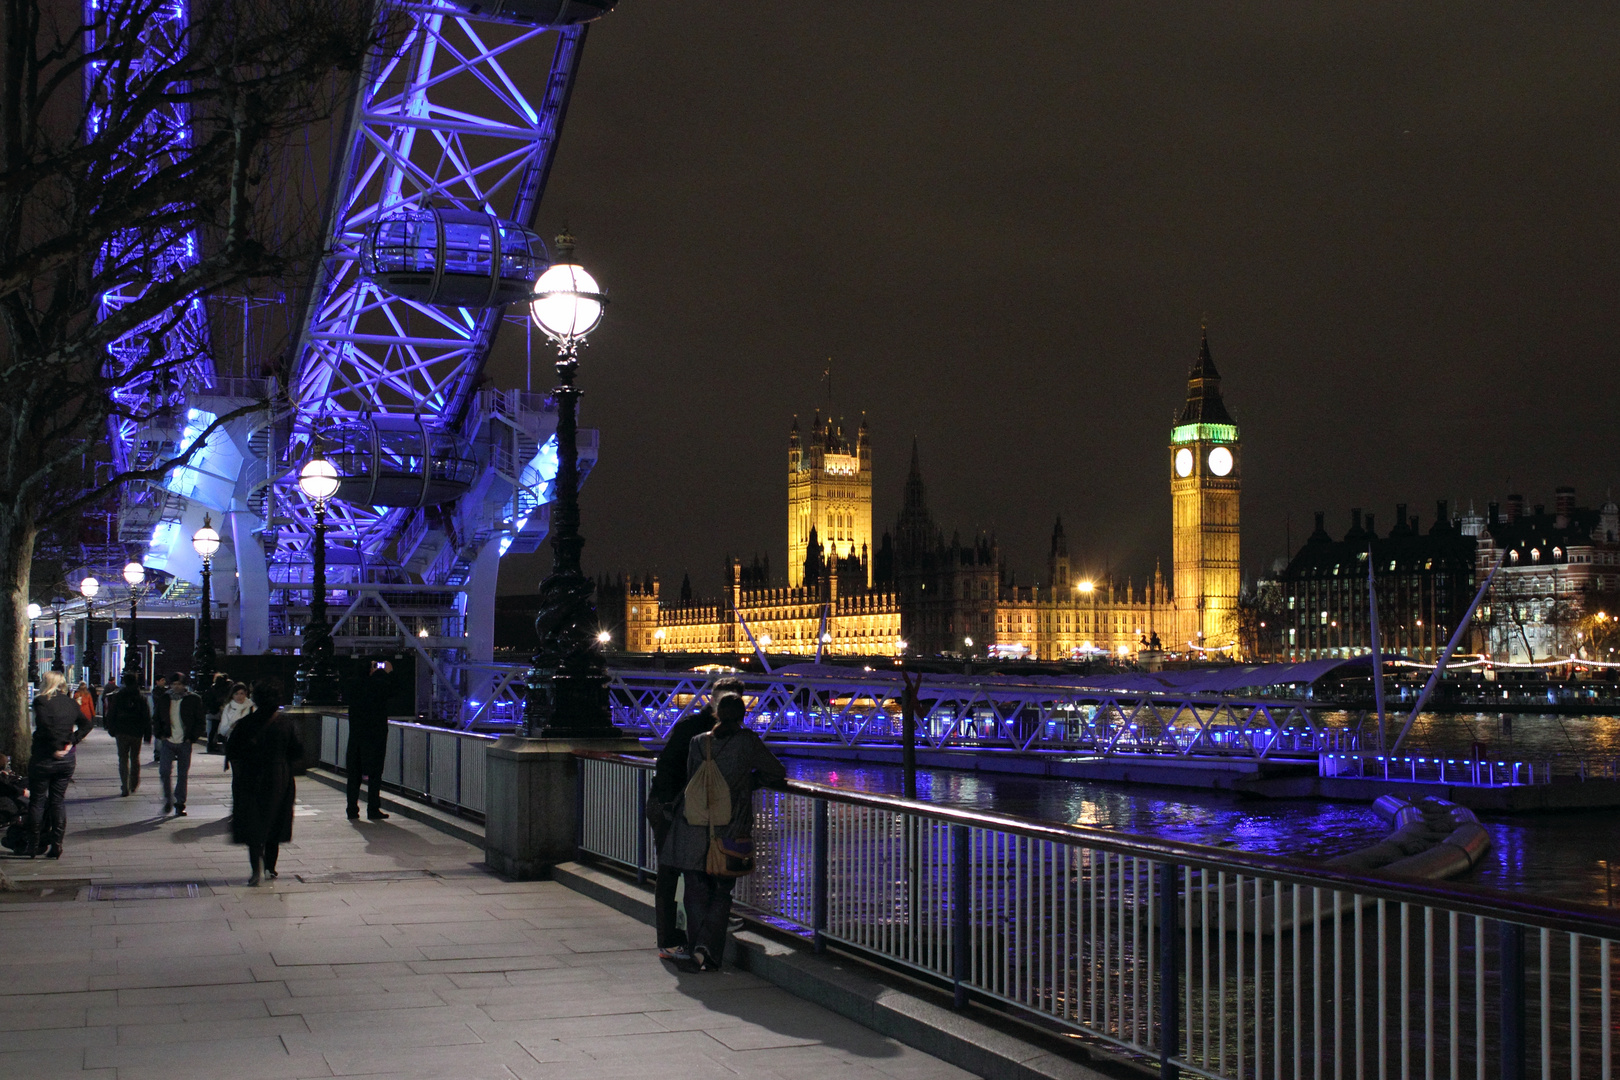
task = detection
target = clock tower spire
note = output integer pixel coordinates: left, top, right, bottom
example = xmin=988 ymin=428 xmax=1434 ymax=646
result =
xmin=1170 ymin=328 xmax=1241 ymax=654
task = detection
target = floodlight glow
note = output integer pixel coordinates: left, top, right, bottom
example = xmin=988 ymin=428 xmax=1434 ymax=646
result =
xmin=299 ymin=455 xmax=340 ymax=503
xmin=1077 ymin=580 xmax=1094 ymax=593
xmin=192 ymin=515 xmax=221 ymax=560
xmin=80 ymin=577 xmax=99 ymax=599
xmin=531 ymin=262 xmax=603 ymax=342
xmin=597 ymin=630 xmax=612 ymax=644
xmin=26 ymin=603 xmax=41 ymax=619
xmin=123 ymin=562 xmax=145 ymax=587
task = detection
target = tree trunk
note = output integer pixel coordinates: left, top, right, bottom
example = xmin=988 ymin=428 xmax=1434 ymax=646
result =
xmin=0 ymin=507 xmax=36 ymax=770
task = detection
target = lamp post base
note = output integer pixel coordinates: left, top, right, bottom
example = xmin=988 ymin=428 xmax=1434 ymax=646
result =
xmin=522 ymin=571 xmax=615 ymax=738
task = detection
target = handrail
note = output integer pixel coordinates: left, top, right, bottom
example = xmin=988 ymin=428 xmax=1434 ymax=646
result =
xmin=574 ymin=748 xmax=1620 ymax=940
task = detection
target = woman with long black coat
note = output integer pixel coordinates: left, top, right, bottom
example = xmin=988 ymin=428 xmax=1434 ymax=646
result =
xmin=224 ymin=681 xmax=303 ymax=886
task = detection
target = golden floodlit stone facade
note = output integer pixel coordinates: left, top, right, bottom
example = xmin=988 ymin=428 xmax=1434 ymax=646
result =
xmin=607 ymin=335 xmax=1240 ymax=661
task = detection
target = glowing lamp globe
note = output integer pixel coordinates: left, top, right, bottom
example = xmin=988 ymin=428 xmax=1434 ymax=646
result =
xmin=26 ymin=602 xmax=41 ymax=620
xmin=192 ymin=516 xmax=221 ymax=561
xmin=79 ymin=577 xmax=99 ymax=599
xmin=299 ymin=456 xmax=340 ymax=503
xmin=530 ymin=261 xmax=604 ymax=342
xmin=123 ymin=562 xmax=145 ymax=588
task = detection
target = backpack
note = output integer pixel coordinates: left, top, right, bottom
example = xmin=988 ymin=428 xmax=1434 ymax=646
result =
xmin=682 ymin=734 xmax=732 ymax=826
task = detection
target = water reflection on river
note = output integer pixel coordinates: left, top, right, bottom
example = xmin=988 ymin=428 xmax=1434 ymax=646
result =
xmin=781 ymin=710 xmax=1620 ymax=908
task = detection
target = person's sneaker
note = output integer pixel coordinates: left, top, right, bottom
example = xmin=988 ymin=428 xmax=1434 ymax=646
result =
xmin=174 ymin=807 xmax=187 ymax=817
xmin=658 ymin=945 xmax=691 ymax=963
xmin=120 ymin=786 xmax=128 ymax=797
xmin=162 ymin=802 xmax=172 ymax=815
xmin=346 ymin=808 xmax=360 ymax=820
xmin=367 ymin=811 xmax=390 ymax=821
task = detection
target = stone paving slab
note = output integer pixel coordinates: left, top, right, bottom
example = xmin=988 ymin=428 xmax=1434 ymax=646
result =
xmin=1 ymin=730 xmax=975 ymax=1079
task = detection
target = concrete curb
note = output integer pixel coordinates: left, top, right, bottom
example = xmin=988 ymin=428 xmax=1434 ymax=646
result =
xmin=550 ymin=861 xmax=1137 ymax=1080
xmin=301 ymin=767 xmax=486 ymax=848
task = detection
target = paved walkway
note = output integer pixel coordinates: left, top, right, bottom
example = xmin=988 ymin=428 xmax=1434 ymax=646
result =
xmin=0 ymin=729 xmax=973 ymax=1080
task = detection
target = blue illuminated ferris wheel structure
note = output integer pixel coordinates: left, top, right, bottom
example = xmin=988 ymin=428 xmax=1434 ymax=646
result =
xmin=97 ymin=0 xmax=618 ymax=718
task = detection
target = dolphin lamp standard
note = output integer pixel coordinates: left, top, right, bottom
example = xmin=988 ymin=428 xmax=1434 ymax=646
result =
xmin=121 ymin=562 xmax=145 ymax=682
xmin=191 ymin=516 xmax=221 ymax=685
xmin=522 ymin=233 xmax=614 ymax=737
xmin=296 ymin=448 xmax=343 ymax=705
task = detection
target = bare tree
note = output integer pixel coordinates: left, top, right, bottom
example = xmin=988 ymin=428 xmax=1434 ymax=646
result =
xmin=0 ymin=0 xmax=389 ymax=764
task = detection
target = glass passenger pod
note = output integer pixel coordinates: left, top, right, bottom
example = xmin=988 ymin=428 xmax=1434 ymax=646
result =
xmin=324 ymin=416 xmax=479 ymax=508
xmin=361 ymin=207 xmax=548 ymax=308
xmin=440 ymin=0 xmax=615 ymax=27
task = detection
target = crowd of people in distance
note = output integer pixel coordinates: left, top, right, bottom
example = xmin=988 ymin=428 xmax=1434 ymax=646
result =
xmin=3 ymin=660 xmax=399 ymax=887
xmin=4 ymin=661 xmax=789 ymax=958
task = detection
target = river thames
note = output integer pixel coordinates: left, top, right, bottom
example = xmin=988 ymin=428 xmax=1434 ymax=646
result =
xmin=784 ymin=709 xmax=1620 ymax=908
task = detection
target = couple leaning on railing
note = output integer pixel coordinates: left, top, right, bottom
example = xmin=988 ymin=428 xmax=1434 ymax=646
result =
xmin=641 ymin=676 xmax=785 ymax=972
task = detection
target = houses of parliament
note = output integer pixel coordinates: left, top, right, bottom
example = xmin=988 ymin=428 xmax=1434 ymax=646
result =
xmin=605 ymin=333 xmax=1243 ymax=661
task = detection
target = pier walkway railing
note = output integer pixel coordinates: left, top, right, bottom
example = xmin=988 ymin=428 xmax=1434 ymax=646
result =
xmin=576 ymin=750 xmax=1618 ymax=1080
xmin=459 ymin=664 xmax=1337 ymax=759
xmin=1321 ymin=752 xmax=1620 ymax=787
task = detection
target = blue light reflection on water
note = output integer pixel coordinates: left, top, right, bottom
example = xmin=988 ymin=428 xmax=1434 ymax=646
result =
xmin=785 ymin=751 xmax=1620 ymax=907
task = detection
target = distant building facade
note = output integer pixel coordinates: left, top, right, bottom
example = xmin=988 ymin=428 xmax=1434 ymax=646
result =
xmin=1476 ymin=489 xmax=1620 ymax=663
xmin=1275 ymin=504 xmax=1477 ymax=662
xmin=604 ymin=334 xmax=1240 ymax=662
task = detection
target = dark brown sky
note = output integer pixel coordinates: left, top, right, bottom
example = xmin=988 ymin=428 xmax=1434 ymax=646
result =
xmin=488 ymin=2 xmax=1620 ymax=598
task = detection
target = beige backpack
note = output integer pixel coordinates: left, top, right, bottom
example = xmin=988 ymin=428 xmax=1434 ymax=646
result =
xmin=682 ymin=734 xmax=732 ymax=826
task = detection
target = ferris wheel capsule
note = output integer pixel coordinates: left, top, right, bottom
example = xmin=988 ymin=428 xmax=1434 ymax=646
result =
xmin=362 ymin=207 xmax=549 ymax=308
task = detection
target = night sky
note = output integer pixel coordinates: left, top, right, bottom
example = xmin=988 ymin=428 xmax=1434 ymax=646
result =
xmin=487 ymin=3 xmax=1620 ymax=599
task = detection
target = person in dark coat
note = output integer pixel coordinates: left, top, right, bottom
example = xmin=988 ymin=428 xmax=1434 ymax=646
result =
xmin=25 ymin=670 xmax=93 ymax=858
xmin=646 ymin=676 xmax=746 ymax=960
xmin=103 ymin=677 xmax=152 ymax=796
xmin=660 ymin=693 xmax=786 ymax=972
xmin=204 ymin=671 xmax=231 ymax=753
xmin=225 ymin=680 xmax=304 ymax=886
xmin=345 ymin=660 xmax=394 ymax=820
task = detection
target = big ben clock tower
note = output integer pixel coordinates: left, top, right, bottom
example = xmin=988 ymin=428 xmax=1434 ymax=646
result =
xmin=1170 ymin=329 xmax=1241 ymax=653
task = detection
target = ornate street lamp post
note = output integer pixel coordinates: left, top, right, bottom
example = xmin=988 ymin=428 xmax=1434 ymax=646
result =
xmin=121 ymin=562 xmax=145 ymax=684
xmin=191 ymin=516 xmax=220 ymax=686
xmin=26 ymin=602 xmax=40 ymax=686
xmin=296 ymin=447 xmax=343 ymax=705
xmin=80 ymin=577 xmax=101 ymax=684
xmin=522 ymin=233 xmax=614 ymax=737
xmin=51 ymin=599 xmax=66 ymax=673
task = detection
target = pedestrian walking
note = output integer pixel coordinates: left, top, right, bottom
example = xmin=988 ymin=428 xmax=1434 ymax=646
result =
xmin=152 ymin=671 xmax=205 ymax=816
xmin=24 ymin=670 xmax=93 ymax=858
xmin=646 ymin=677 xmax=746 ymax=961
xmin=225 ymin=680 xmax=303 ymax=886
xmin=660 ymin=692 xmax=785 ymax=972
xmin=218 ymin=683 xmax=254 ymax=742
xmin=148 ymin=675 xmax=167 ymax=765
xmin=345 ymin=660 xmax=393 ymax=821
xmin=103 ymin=677 xmax=153 ymax=796
xmin=73 ymin=682 xmax=95 ymax=723
xmin=204 ymin=671 xmax=231 ymax=753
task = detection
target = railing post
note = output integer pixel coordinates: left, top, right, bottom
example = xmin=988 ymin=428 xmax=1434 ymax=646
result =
xmin=574 ymin=755 xmax=586 ymax=858
xmin=952 ymin=822 xmax=970 ymax=1010
xmin=1159 ymin=861 xmax=1180 ymax=1080
xmin=813 ymin=798 xmax=829 ymax=952
xmin=635 ymin=769 xmax=648 ymax=886
xmin=1500 ymin=921 xmax=1526 ymax=1080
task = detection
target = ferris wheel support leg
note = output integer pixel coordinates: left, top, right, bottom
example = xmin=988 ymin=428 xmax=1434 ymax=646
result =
xmin=228 ymin=508 xmax=271 ymax=655
xmin=463 ymin=540 xmax=501 ymax=725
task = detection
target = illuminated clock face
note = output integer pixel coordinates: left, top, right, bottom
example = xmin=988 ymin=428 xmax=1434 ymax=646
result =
xmin=1207 ymin=446 xmax=1234 ymax=477
xmin=1174 ymin=447 xmax=1193 ymax=477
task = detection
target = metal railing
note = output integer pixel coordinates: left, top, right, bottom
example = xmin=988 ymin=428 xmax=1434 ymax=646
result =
xmin=318 ymin=716 xmax=495 ymax=817
xmin=576 ymin=750 xmax=1619 ymax=1080
xmin=1321 ymin=753 xmax=1620 ymax=786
